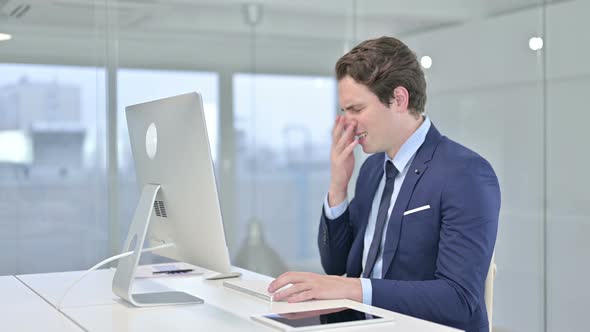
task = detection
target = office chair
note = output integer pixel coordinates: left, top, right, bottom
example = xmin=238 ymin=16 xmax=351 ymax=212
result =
xmin=484 ymin=252 xmax=497 ymax=332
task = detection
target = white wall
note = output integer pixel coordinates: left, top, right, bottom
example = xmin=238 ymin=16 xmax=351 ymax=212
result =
xmin=402 ymin=1 xmax=590 ymax=331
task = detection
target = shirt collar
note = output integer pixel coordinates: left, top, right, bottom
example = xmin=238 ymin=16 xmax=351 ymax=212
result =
xmin=383 ymin=116 xmax=431 ymax=174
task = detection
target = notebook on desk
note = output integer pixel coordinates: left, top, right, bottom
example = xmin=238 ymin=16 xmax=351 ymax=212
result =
xmin=223 ymin=279 xmax=290 ymax=301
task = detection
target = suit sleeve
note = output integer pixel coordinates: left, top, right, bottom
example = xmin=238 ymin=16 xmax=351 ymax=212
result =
xmin=318 ymin=157 xmax=372 ymax=276
xmin=371 ymin=157 xmax=500 ymax=327
xmin=318 ymin=198 xmax=354 ymax=276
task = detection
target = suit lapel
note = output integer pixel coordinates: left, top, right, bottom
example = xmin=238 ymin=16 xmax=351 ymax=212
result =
xmin=381 ymin=124 xmax=442 ymax=277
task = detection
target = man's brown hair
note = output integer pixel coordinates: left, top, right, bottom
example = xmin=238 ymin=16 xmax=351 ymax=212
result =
xmin=335 ymin=36 xmax=427 ymax=115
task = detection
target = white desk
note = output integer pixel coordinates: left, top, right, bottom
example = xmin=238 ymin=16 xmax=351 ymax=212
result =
xmin=1 ymin=275 xmax=82 ymax=331
xmin=16 ymin=267 xmax=461 ymax=332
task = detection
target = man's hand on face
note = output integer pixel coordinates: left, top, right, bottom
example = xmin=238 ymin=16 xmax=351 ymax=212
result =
xmin=328 ymin=116 xmax=358 ymax=206
xmin=267 ymin=271 xmax=362 ymax=303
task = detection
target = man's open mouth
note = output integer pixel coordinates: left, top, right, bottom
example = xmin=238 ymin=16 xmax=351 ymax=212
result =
xmin=356 ymin=132 xmax=368 ymax=140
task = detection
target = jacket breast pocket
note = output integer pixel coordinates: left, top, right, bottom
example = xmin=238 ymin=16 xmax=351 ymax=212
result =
xmin=403 ymin=204 xmax=434 ymax=218
xmin=400 ymin=205 xmax=439 ymax=254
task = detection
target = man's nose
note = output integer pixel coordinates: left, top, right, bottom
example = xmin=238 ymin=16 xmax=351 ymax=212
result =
xmin=343 ymin=117 xmax=358 ymax=130
xmin=343 ymin=112 xmax=357 ymax=122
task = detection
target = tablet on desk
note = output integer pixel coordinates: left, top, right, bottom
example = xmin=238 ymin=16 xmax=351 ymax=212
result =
xmin=251 ymin=306 xmax=395 ymax=331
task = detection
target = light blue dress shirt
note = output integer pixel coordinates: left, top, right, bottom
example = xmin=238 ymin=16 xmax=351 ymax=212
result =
xmin=323 ymin=117 xmax=431 ymax=306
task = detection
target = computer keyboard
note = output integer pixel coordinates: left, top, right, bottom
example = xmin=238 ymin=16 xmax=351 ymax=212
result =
xmin=223 ymin=280 xmax=290 ymax=301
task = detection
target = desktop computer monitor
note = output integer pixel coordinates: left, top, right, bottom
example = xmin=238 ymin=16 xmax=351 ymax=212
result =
xmin=112 ymin=92 xmax=238 ymax=307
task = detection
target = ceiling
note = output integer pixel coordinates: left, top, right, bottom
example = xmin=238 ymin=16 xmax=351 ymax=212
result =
xmin=0 ymin=0 xmax=569 ymax=74
xmin=0 ymin=0 xmax=565 ymax=41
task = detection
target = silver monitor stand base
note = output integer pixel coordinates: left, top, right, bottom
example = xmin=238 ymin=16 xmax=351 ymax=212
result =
xmin=206 ymin=272 xmax=242 ymax=280
xmin=112 ymin=184 xmax=203 ymax=307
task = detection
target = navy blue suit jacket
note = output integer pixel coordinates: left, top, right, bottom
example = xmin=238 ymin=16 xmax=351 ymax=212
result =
xmin=318 ymin=124 xmax=500 ymax=332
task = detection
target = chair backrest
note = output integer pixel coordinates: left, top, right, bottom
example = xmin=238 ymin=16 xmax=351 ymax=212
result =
xmin=484 ymin=253 xmax=497 ymax=332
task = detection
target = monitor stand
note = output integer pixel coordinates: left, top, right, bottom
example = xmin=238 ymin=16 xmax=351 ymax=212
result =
xmin=112 ymin=184 xmax=204 ymax=307
xmin=206 ymin=272 xmax=242 ymax=280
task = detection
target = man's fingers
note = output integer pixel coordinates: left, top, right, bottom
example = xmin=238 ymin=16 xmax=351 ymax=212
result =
xmin=268 ymin=272 xmax=311 ymax=292
xmin=287 ymin=290 xmax=315 ymax=303
xmin=341 ymin=138 xmax=358 ymax=157
xmin=273 ymin=283 xmax=310 ymax=302
xmin=335 ymin=121 xmax=355 ymax=153
xmin=334 ymin=138 xmax=358 ymax=165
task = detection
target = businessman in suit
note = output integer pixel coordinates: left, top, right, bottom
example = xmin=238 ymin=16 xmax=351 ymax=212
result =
xmin=268 ymin=36 xmax=500 ymax=332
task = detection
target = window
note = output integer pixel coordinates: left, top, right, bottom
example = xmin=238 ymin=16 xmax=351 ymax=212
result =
xmin=232 ymin=73 xmax=335 ymax=275
xmin=0 ymin=63 xmax=106 ymax=275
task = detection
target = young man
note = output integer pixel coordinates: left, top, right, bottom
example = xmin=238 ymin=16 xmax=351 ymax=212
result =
xmin=268 ymin=36 xmax=500 ymax=332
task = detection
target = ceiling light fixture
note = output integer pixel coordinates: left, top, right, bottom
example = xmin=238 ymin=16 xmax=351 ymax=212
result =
xmin=420 ymin=56 xmax=432 ymax=69
xmin=529 ymin=37 xmax=543 ymax=51
xmin=0 ymin=33 xmax=12 ymax=41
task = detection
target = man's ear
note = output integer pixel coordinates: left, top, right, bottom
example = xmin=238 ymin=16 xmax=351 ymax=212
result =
xmin=392 ymin=86 xmax=410 ymax=110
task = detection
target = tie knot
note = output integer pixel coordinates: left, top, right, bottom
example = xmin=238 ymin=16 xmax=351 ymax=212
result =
xmin=385 ymin=161 xmax=398 ymax=180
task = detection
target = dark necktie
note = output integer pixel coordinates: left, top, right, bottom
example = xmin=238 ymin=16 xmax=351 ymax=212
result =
xmin=363 ymin=160 xmax=399 ymax=278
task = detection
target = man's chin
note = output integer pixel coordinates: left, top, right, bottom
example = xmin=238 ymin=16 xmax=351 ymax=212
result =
xmin=360 ymin=145 xmax=373 ymax=154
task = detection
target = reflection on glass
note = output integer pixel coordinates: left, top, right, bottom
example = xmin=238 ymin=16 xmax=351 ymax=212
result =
xmin=0 ymin=131 xmax=32 ymax=164
xmin=261 ymin=307 xmax=384 ymax=328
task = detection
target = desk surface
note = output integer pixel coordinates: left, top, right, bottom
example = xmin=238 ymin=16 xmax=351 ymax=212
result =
xmin=17 ymin=267 xmax=461 ymax=332
xmin=1 ymin=275 xmax=82 ymax=331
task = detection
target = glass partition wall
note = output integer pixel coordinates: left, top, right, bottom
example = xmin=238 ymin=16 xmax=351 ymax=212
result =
xmin=1 ymin=1 xmax=588 ymax=331
xmin=0 ymin=1 xmax=108 ymax=275
xmin=405 ymin=8 xmax=547 ymax=332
